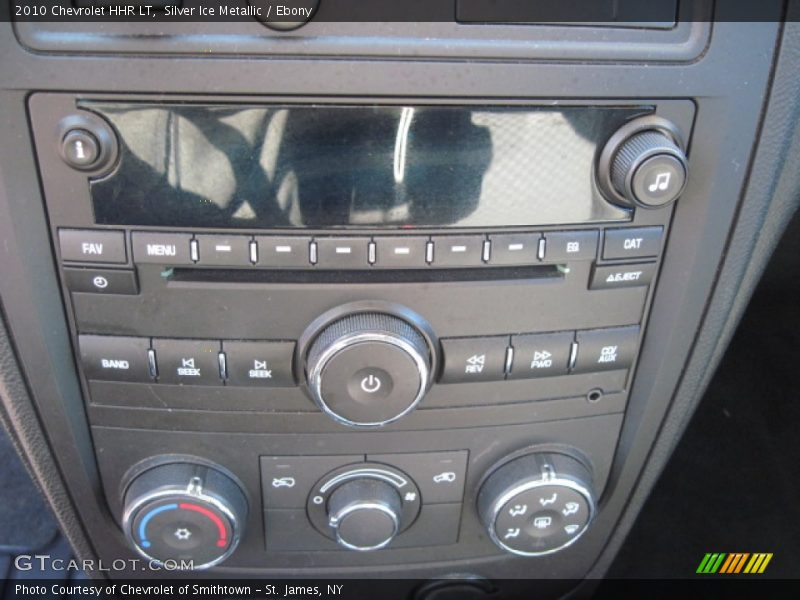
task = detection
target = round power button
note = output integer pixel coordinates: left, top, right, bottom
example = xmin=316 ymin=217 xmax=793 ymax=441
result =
xmin=61 ymin=129 xmax=100 ymax=169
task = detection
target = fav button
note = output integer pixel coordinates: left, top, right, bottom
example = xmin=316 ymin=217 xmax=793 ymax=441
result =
xmin=59 ymin=229 xmax=126 ymax=264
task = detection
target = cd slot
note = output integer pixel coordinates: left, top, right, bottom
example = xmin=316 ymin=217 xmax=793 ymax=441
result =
xmin=168 ymin=265 xmax=564 ymax=285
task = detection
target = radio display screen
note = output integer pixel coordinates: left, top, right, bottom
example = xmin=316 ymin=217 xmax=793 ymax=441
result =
xmin=86 ymin=103 xmax=640 ymax=229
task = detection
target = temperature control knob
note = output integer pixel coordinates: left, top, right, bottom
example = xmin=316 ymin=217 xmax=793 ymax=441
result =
xmin=122 ymin=462 xmax=247 ymax=569
xmin=305 ymin=313 xmax=432 ymax=427
xmin=478 ymin=452 xmax=595 ymax=556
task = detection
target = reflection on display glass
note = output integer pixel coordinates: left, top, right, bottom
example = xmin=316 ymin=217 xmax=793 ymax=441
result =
xmin=86 ymin=103 xmax=640 ymax=229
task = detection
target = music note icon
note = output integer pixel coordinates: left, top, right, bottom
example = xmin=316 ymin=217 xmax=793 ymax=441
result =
xmin=648 ymin=172 xmax=671 ymax=193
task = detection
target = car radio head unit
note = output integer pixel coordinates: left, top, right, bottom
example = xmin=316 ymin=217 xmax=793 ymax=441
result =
xmin=27 ymin=92 xmax=694 ymax=574
xmin=84 ymin=103 xmax=641 ymax=230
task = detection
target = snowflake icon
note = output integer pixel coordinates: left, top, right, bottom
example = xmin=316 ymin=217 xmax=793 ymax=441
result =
xmin=174 ymin=527 xmax=192 ymax=541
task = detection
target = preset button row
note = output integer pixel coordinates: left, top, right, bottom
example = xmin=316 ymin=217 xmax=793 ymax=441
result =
xmin=439 ymin=326 xmax=641 ymax=384
xmin=57 ymin=227 xmax=664 ymax=269
xmin=78 ymin=335 xmax=295 ymax=386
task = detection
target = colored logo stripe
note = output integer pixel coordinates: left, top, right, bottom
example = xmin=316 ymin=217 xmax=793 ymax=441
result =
xmin=697 ymin=552 xmax=773 ymax=574
xmin=697 ymin=553 xmax=726 ymax=573
xmin=744 ymin=553 xmax=773 ymax=574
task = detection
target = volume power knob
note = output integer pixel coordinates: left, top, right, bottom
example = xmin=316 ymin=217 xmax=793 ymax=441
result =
xmin=305 ymin=313 xmax=432 ymax=427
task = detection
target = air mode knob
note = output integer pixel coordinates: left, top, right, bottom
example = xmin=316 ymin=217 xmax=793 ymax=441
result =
xmin=327 ymin=478 xmax=403 ymax=551
xmin=478 ymin=452 xmax=596 ymax=556
xmin=305 ymin=313 xmax=432 ymax=427
xmin=122 ymin=462 xmax=247 ymax=570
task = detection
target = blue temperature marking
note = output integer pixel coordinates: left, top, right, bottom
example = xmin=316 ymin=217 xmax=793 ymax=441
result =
xmin=139 ymin=503 xmax=178 ymax=548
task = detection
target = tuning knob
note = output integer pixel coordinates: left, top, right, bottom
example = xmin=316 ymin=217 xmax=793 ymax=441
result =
xmin=305 ymin=313 xmax=432 ymax=427
xmin=478 ymin=452 xmax=595 ymax=556
xmin=598 ymin=117 xmax=689 ymax=210
xmin=122 ymin=462 xmax=247 ymax=569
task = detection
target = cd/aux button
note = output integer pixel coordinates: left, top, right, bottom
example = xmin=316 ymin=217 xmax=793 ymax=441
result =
xmin=573 ymin=326 xmax=640 ymax=373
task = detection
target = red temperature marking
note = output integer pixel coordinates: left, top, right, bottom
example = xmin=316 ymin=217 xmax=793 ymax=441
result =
xmin=179 ymin=503 xmax=227 ymax=547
